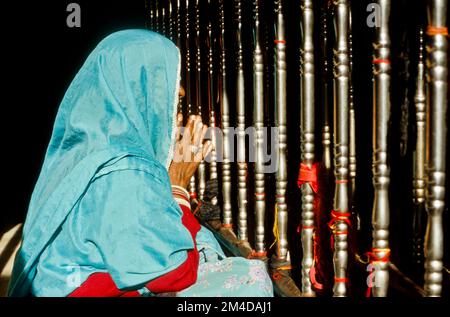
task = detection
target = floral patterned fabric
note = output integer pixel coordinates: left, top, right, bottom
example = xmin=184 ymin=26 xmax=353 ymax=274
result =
xmin=176 ymin=227 xmax=274 ymax=297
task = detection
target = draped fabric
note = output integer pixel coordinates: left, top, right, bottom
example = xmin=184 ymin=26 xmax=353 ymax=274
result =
xmin=8 ymin=29 xmax=187 ymax=296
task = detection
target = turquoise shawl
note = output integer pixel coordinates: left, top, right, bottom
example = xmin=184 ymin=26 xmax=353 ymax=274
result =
xmin=8 ymin=29 xmax=190 ymax=296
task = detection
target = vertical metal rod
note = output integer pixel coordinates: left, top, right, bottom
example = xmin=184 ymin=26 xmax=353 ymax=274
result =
xmin=253 ymin=0 xmax=266 ymax=256
xmin=321 ymin=3 xmax=332 ymax=171
xmin=331 ymin=0 xmax=350 ymax=297
xmin=149 ymin=0 xmax=155 ymax=31
xmin=207 ymin=0 xmax=218 ymax=181
xmin=299 ymin=0 xmax=316 ymax=296
xmin=175 ymin=0 xmax=183 ymax=115
xmin=195 ymin=0 xmax=206 ymax=201
xmin=155 ymin=0 xmax=160 ymax=33
xmin=218 ymin=0 xmax=233 ymax=227
xmin=274 ymin=0 xmax=288 ymax=261
xmin=424 ymin=0 xmax=447 ymax=297
xmin=235 ymin=0 xmax=248 ymax=242
xmin=168 ymin=0 xmax=173 ymax=41
xmin=161 ymin=1 xmax=166 ymax=36
xmin=348 ymin=4 xmax=357 ymax=206
xmin=370 ymin=0 xmax=391 ymax=297
xmin=185 ymin=0 xmax=197 ymax=200
xmin=412 ymin=27 xmax=426 ymax=274
xmin=176 ymin=0 xmax=181 ymax=48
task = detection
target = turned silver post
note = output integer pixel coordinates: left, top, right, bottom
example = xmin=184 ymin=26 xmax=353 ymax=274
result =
xmin=331 ymin=0 xmax=350 ymax=297
xmin=235 ymin=0 xmax=248 ymax=242
xmin=321 ymin=4 xmax=332 ymax=171
xmin=155 ymin=0 xmax=160 ymax=33
xmin=370 ymin=0 xmax=391 ymax=297
xmin=185 ymin=0 xmax=197 ymax=200
xmin=253 ymin=0 xmax=266 ymax=256
xmin=149 ymin=0 xmax=155 ymax=31
xmin=348 ymin=4 xmax=357 ymax=208
xmin=168 ymin=0 xmax=173 ymax=41
xmin=218 ymin=0 xmax=233 ymax=227
xmin=299 ymin=0 xmax=316 ymax=296
xmin=424 ymin=0 xmax=447 ymax=297
xmin=274 ymin=0 xmax=289 ymax=261
xmin=176 ymin=0 xmax=181 ymax=48
xmin=207 ymin=0 xmax=218 ymax=181
xmin=161 ymin=1 xmax=166 ymax=36
xmin=194 ymin=0 xmax=206 ymax=201
xmin=412 ymin=27 xmax=426 ymax=273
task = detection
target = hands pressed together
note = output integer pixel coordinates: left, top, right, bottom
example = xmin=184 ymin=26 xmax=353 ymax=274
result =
xmin=168 ymin=114 xmax=212 ymax=189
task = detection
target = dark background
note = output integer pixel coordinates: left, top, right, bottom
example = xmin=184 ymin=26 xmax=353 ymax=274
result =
xmin=2 ymin=0 xmax=448 ymax=297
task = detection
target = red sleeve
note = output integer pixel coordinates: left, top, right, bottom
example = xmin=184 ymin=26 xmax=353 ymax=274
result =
xmin=68 ymin=192 xmax=200 ymax=297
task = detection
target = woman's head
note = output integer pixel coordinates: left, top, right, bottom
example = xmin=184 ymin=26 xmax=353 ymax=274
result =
xmin=48 ymin=29 xmax=180 ymax=169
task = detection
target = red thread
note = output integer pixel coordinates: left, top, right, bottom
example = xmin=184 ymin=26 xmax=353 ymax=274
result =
xmin=373 ymin=58 xmax=391 ymax=64
xmin=335 ymin=179 xmax=348 ymax=184
xmin=254 ymin=192 xmax=266 ymax=197
xmin=328 ymin=210 xmax=351 ymax=249
xmin=189 ymin=192 xmax=198 ymax=199
xmin=297 ymin=163 xmax=319 ymax=193
xmin=222 ymin=223 xmax=233 ymax=229
xmin=366 ymin=248 xmax=391 ymax=297
xmin=334 ymin=277 xmax=348 ymax=283
xmin=272 ymin=272 xmax=282 ymax=281
xmin=297 ymin=225 xmax=314 ymax=234
xmin=427 ymin=26 xmax=448 ymax=36
xmin=309 ymin=266 xmax=324 ymax=290
xmin=274 ymin=39 xmax=286 ymax=44
xmin=248 ymin=251 xmax=267 ymax=259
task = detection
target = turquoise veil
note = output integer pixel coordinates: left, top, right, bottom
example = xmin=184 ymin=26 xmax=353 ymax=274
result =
xmin=8 ymin=30 xmax=186 ymax=296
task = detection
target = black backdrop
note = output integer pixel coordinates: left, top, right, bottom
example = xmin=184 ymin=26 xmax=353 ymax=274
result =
xmin=2 ymin=0 xmax=448 ymax=296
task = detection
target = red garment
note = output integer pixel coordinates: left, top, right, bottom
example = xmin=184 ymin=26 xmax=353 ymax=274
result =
xmin=68 ymin=196 xmax=200 ymax=297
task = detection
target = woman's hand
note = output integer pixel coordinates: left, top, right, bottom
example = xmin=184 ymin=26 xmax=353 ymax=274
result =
xmin=168 ymin=114 xmax=212 ymax=189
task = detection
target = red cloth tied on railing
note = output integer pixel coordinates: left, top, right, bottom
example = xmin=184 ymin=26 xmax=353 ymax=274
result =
xmin=297 ymin=163 xmax=319 ymax=193
xmin=328 ymin=210 xmax=351 ymax=250
xmin=365 ymin=248 xmax=391 ymax=297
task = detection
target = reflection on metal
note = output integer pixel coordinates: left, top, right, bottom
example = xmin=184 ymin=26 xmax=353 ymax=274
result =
xmin=218 ymin=0 xmax=233 ymax=227
xmin=331 ymin=0 xmax=350 ymax=297
xmin=274 ymin=0 xmax=288 ymax=261
xmin=299 ymin=0 xmax=315 ymax=296
xmin=424 ymin=0 xmax=447 ymax=298
xmin=235 ymin=0 xmax=248 ymax=243
xmin=253 ymin=0 xmax=266 ymax=256
xmin=370 ymin=0 xmax=391 ymax=297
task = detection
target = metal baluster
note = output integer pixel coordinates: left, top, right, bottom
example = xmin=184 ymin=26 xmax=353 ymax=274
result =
xmin=207 ymin=0 xmax=218 ymax=181
xmin=370 ymin=0 xmax=391 ymax=297
xmin=348 ymin=3 xmax=357 ymax=208
xmin=195 ymin=0 xmax=206 ymax=201
xmin=321 ymin=2 xmax=332 ymax=171
xmin=253 ymin=0 xmax=267 ymax=257
xmin=155 ymin=0 xmax=160 ymax=33
xmin=412 ymin=26 xmax=426 ymax=276
xmin=424 ymin=0 xmax=447 ymax=297
xmin=185 ymin=0 xmax=197 ymax=200
xmin=235 ymin=0 xmax=249 ymax=243
xmin=274 ymin=0 xmax=288 ymax=261
xmin=218 ymin=0 xmax=233 ymax=227
xmin=331 ymin=0 xmax=350 ymax=297
xmin=299 ymin=0 xmax=316 ymax=296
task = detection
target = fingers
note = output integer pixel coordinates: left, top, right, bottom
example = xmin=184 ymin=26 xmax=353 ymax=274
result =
xmin=175 ymin=113 xmax=183 ymax=141
xmin=193 ymin=123 xmax=208 ymax=148
xmin=200 ymin=140 xmax=213 ymax=161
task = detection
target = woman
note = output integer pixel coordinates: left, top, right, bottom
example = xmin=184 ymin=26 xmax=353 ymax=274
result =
xmin=8 ymin=30 xmax=273 ymax=297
